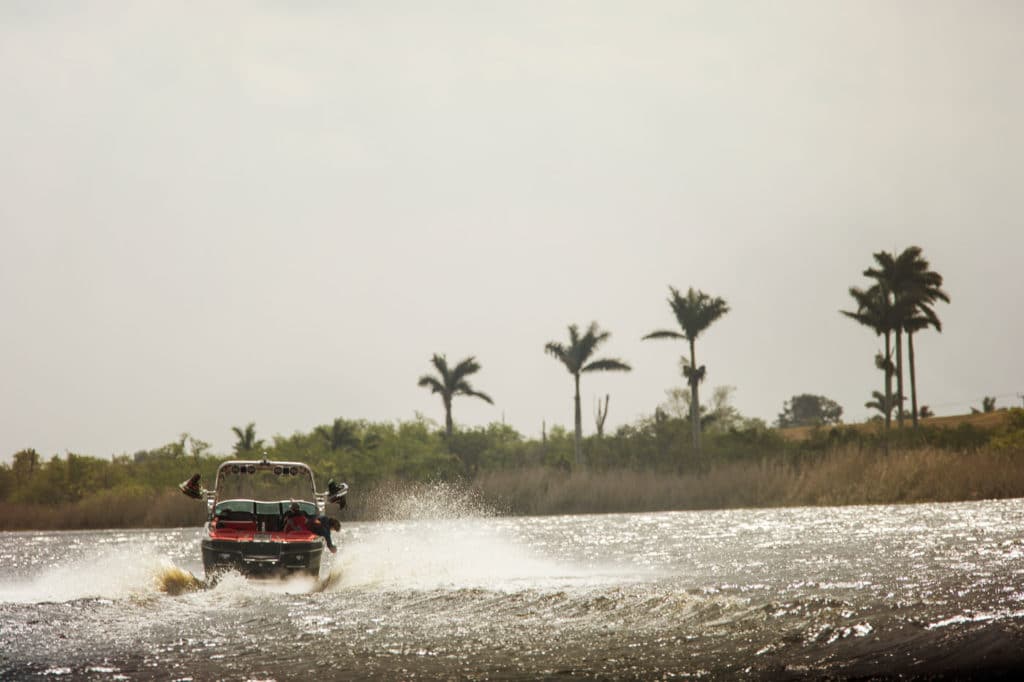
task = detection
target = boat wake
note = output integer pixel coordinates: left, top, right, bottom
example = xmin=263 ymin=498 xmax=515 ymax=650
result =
xmin=317 ymin=519 xmax=640 ymax=594
xmin=0 ymin=547 xmax=199 ymax=603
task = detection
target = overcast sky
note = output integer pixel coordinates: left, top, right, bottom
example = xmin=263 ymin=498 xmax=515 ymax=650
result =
xmin=2 ymin=1 xmax=1022 ymax=462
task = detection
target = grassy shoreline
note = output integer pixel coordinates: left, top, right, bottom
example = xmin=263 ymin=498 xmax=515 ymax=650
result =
xmin=2 ymin=444 xmax=1022 ymax=531
xmin=475 ymin=445 xmax=1024 ymax=515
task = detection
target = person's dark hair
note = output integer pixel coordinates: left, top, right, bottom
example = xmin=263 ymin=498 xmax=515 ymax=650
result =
xmin=327 ymin=517 xmax=341 ymax=531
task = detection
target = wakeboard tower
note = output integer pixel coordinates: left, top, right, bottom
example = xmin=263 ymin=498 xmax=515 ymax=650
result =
xmin=178 ymin=459 xmax=348 ymax=578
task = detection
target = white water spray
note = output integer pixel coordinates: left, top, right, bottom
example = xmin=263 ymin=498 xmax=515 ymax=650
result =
xmin=0 ymin=546 xmax=188 ymax=603
xmin=321 ymin=483 xmax=638 ymax=592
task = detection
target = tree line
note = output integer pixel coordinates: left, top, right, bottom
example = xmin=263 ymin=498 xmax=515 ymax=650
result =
xmin=6 ymin=403 xmax=1022 ymax=520
xmin=1 ymin=244 xmax=961 ymax=500
xmin=416 ymin=244 xmax=949 ymax=466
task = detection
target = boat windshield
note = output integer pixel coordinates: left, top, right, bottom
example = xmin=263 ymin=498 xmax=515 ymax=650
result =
xmin=216 ymin=466 xmax=316 ymax=503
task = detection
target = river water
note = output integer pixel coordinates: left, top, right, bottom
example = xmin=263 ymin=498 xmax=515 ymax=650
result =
xmin=2 ymin=496 xmax=1024 ymax=680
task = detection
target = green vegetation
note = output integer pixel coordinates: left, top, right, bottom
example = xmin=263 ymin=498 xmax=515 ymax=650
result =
xmin=866 ymin=390 xmax=898 ymax=420
xmin=3 ymin=408 xmax=1023 ymax=530
xmin=776 ymin=394 xmax=843 ymax=428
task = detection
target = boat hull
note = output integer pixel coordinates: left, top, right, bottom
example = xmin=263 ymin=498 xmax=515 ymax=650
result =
xmin=201 ymin=537 xmax=324 ymax=578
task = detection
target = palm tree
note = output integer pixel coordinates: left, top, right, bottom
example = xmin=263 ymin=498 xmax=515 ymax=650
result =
xmin=902 ymin=264 xmax=948 ymax=428
xmin=417 ymin=354 xmax=493 ymax=441
xmin=316 ymin=418 xmax=360 ymax=451
xmin=864 ymin=247 xmax=949 ymax=428
xmin=865 ymin=391 xmax=898 ymax=421
xmin=842 ymin=285 xmax=899 ymax=432
xmin=546 ymin=322 xmax=631 ymax=466
xmin=231 ymin=422 xmax=264 ymax=455
xmin=972 ymin=396 xmax=997 ymax=414
xmin=864 ymin=251 xmax=910 ymax=427
xmin=643 ymin=287 xmax=729 ymax=454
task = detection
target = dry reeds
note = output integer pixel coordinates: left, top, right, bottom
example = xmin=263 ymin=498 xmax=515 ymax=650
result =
xmin=0 ymin=489 xmax=206 ymax=531
xmin=472 ymin=445 xmax=1024 ymax=515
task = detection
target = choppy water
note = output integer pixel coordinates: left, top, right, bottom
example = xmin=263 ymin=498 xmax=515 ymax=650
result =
xmin=3 ymin=497 xmax=1024 ymax=680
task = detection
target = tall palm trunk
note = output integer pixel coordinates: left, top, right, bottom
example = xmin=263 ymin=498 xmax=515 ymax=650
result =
xmin=689 ymin=338 xmax=700 ymax=454
xmin=444 ymin=397 xmax=453 ymax=441
xmin=895 ymin=328 xmax=905 ymax=427
xmin=908 ymin=331 xmax=919 ymax=428
xmin=883 ymin=329 xmax=892 ymax=432
xmin=573 ymin=372 xmax=582 ymax=466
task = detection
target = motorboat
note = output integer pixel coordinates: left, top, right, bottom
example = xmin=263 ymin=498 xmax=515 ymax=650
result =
xmin=178 ymin=458 xmax=348 ymax=578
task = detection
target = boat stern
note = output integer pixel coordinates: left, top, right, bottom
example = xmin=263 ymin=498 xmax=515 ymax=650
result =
xmin=201 ymin=534 xmax=325 ymax=577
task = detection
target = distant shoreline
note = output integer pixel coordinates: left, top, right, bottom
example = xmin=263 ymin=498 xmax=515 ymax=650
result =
xmin=3 ymin=443 xmax=1022 ymax=531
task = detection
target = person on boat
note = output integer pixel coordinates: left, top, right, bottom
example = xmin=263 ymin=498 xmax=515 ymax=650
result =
xmin=178 ymin=473 xmax=204 ymax=500
xmin=282 ymin=501 xmax=309 ymax=533
xmin=308 ymin=515 xmax=341 ymax=554
xmin=327 ymin=478 xmax=347 ymax=509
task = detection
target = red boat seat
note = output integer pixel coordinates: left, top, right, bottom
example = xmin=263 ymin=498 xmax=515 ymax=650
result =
xmin=217 ymin=508 xmax=255 ymax=521
xmin=215 ymin=519 xmax=257 ymax=531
